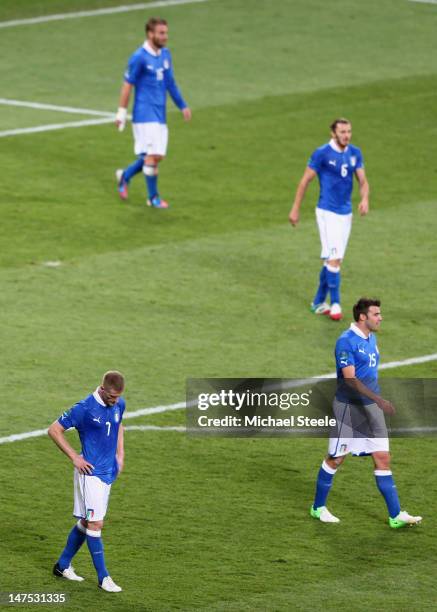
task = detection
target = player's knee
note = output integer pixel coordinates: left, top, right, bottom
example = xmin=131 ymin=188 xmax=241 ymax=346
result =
xmin=373 ymin=452 xmax=391 ymax=470
xmin=145 ymin=154 xmax=163 ymax=165
xmin=87 ymin=520 xmax=104 ymax=531
xmin=326 ymin=455 xmax=344 ymax=469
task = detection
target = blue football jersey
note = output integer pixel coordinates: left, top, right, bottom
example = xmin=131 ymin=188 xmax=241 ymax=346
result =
xmin=124 ymin=43 xmax=187 ymax=124
xmin=308 ymin=140 xmax=364 ymax=215
xmin=335 ymin=324 xmax=380 ymax=404
xmin=58 ymin=390 xmax=125 ymax=484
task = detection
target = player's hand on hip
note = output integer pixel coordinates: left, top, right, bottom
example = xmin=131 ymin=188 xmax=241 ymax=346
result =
xmin=182 ymin=107 xmax=192 ymax=122
xmin=289 ymin=207 xmax=299 ymax=227
xmin=377 ymin=398 xmax=396 ymax=415
xmin=358 ymin=200 xmax=369 ymax=216
xmin=73 ymin=455 xmax=94 ymax=474
xmin=115 ymin=107 xmax=127 ymax=132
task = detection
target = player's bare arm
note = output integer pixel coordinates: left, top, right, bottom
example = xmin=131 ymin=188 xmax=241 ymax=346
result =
xmin=289 ymin=167 xmax=317 ymax=226
xmin=115 ymin=82 xmax=133 ymax=131
xmin=342 ymin=365 xmax=395 ymax=414
xmin=48 ymin=420 xmax=94 ymax=474
xmin=116 ymin=425 xmax=124 ymax=474
xmin=355 ymin=167 xmax=369 ymax=216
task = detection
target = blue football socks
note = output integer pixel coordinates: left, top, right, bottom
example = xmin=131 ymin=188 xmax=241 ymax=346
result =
xmin=313 ymin=460 xmax=337 ymax=509
xmin=122 ymin=155 xmax=144 ymax=183
xmin=313 ymin=264 xmax=328 ymax=305
xmin=144 ymin=165 xmax=158 ymax=200
xmin=374 ymin=470 xmax=401 ymax=518
xmin=326 ymin=264 xmax=341 ymax=304
xmin=86 ymin=529 xmax=109 ymax=584
xmin=58 ymin=521 xmax=87 ymax=571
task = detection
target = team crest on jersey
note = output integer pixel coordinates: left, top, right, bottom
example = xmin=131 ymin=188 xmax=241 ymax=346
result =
xmin=86 ymin=509 xmax=94 ymax=520
xmin=340 ymin=444 xmax=348 ymax=453
xmin=163 ymin=59 xmax=170 ymax=69
xmin=115 ymin=412 xmax=120 ymax=423
xmin=350 ymin=156 xmax=356 ymax=167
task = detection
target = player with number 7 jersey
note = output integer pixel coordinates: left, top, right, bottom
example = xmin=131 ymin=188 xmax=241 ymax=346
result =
xmin=57 ymin=389 xmax=125 ymax=484
xmin=48 ymin=371 xmax=126 ymax=592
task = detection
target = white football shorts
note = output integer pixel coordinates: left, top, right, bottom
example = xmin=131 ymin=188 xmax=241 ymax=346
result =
xmin=328 ymin=398 xmax=389 ymax=457
xmin=132 ymin=122 xmax=168 ymax=156
xmin=316 ymin=207 xmax=352 ymax=261
xmin=73 ymin=468 xmax=111 ymax=522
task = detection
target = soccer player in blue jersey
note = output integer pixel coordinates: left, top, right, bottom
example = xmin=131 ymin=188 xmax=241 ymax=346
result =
xmin=48 ymin=371 xmax=126 ymax=592
xmin=115 ymin=17 xmax=191 ymax=209
xmin=289 ymin=119 xmax=369 ymax=321
xmin=310 ymin=298 xmax=422 ymax=528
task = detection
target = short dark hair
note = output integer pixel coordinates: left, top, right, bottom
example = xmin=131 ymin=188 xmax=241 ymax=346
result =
xmin=102 ymin=370 xmax=125 ymax=392
xmin=330 ymin=118 xmax=351 ymax=132
xmin=353 ymin=298 xmax=381 ymax=322
xmin=145 ymin=17 xmax=168 ymax=34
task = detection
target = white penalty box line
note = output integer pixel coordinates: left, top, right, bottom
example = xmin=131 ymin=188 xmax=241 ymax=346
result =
xmin=0 ymin=99 xmax=113 ymax=117
xmin=0 ymin=352 xmax=436 ymax=445
xmin=0 ymin=0 xmax=211 ymax=29
xmin=0 ymin=98 xmax=118 ymax=138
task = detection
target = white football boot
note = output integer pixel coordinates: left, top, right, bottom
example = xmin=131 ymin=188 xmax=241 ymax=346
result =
xmin=99 ymin=576 xmax=123 ymax=592
xmin=53 ymin=563 xmax=84 ymax=581
xmin=311 ymin=302 xmax=331 ymax=315
xmin=310 ymin=505 xmax=340 ymax=523
xmin=329 ymin=303 xmax=343 ymax=321
xmin=389 ymin=510 xmax=422 ymax=529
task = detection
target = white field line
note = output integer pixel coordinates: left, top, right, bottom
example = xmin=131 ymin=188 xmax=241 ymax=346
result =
xmin=125 ymin=424 xmax=186 ymax=432
xmin=0 ymin=0 xmax=211 ymax=29
xmin=409 ymin=0 xmax=437 ymax=4
xmin=1 ymin=352 xmax=436 ymax=446
xmin=0 ymin=98 xmax=113 ymax=117
xmin=0 ymin=117 xmax=114 ymax=138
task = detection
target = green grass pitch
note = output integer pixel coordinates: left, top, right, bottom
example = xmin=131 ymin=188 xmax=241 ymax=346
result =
xmin=0 ymin=0 xmax=436 ymax=610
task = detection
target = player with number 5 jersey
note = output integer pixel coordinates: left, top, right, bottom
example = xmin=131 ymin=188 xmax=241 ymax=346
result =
xmin=115 ymin=17 xmax=191 ymax=209
xmin=48 ymin=371 xmax=126 ymax=593
xmin=289 ymin=119 xmax=369 ymax=321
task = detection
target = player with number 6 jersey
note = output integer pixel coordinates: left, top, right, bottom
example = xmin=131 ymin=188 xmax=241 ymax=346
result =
xmin=48 ymin=371 xmax=126 ymax=593
xmin=289 ymin=119 xmax=369 ymax=321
